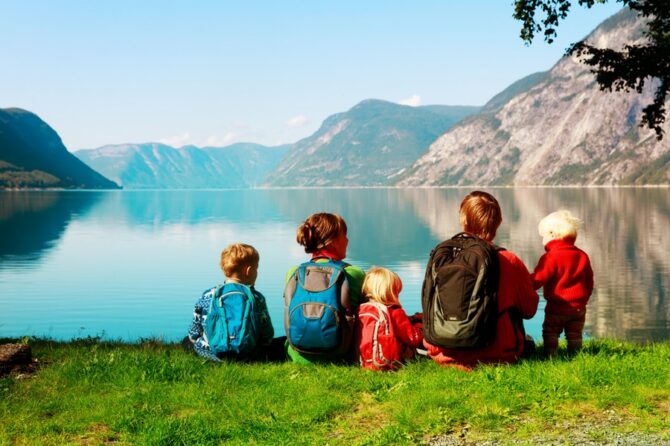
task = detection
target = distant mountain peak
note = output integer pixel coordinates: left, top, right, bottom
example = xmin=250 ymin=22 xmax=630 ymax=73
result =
xmin=263 ymin=100 xmax=480 ymax=186
xmin=75 ymin=142 xmax=289 ymax=189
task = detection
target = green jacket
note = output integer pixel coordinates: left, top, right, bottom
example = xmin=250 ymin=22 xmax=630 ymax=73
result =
xmin=284 ymin=261 xmax=365 ymax=364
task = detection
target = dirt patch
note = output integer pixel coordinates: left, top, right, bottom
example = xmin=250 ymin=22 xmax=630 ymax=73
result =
xmin=0 ymin=344 xmax=39 ymax=378
xmin=75 ymin=423 xmax=122 ymax=445
xmin=327 ymin=392 xmax=393 ymax=442
xmin=426 ymin=409 xmax=670 ymax=445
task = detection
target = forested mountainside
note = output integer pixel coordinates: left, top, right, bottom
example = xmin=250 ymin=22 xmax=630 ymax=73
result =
xmin=0 ymin=108 xmax=119 ymax=189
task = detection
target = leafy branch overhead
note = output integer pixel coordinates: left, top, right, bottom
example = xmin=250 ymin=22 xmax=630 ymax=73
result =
xmin=513 ymin=0 xmax=670 ymax=139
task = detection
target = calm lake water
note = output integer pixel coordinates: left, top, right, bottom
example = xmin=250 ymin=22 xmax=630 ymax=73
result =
xmin=1 ymin=188 xmax=668 ymax=343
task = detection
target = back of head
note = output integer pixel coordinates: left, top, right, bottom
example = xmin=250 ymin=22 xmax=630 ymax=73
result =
xmin=459 ymin=191 xmax=502 ymax=242
xmin=538 ymin=210 xmax=580 ymax=242
xmin=362 ymin=266 xmax=402 ymax=306
xmin=220 ymin=243 xmax=259 ymax=278
xmin=296 ymin=212 xmax=347 ymax=253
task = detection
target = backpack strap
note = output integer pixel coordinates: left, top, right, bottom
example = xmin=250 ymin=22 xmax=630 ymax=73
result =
xmin=219 ymin=282 xmax=255 ymax=301
xmin=309 ymin=256 xmax=351 ymax=268
xmin=213 ymin=284 xmax=225 ymax=299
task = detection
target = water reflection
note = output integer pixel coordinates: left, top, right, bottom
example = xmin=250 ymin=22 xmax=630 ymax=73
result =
xmin=87 ymin=190 xmax=285 ymax=227
xmin=269 ymin=188 xmax=441 ymax=265
xmin=0 ymin=188 xmax=667 ymax=342
xmin=0 ymin=191 xmax=102 ymax=263
xmin=400 ymin=187 xmax=670 ymax=343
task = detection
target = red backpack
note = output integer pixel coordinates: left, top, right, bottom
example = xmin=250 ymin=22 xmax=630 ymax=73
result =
xmin=356 ymin=302 xmax=404 ymax=371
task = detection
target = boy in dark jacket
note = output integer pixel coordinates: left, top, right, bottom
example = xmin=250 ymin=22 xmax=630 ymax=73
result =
xmin=531 ymin=210 xmax=594 ymax=357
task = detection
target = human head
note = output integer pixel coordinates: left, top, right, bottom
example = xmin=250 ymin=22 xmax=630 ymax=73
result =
xmin=459 ymin=191 xmax=502 ymax=242
xmin=296 ymin=212 xmax=348 ymax=257
xmin=538 ymin=210 xmax=580 ymax=245
xmin=220 ymin=243 xmax=260 ymax=285
xmin=362 ymin=267 xmax=403 ymax=306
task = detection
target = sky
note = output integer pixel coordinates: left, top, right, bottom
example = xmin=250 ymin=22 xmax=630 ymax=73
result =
xmin=1 ymin=1 xmax=624 ymax=151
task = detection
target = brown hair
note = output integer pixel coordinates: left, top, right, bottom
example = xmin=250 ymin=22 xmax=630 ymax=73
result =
xmin=362 ymin=266 xmax=402 ymax=306
xmin=459 ymin=191 xmax=502 ymax=242
xmin=219 ymin=243 xmax=259 ymax=277
xmin=296 ymin=212 xmax=347 ymax=254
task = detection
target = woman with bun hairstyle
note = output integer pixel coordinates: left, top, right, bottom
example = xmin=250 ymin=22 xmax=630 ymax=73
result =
xmin=284 ymin=212 xmax=365 ymax=364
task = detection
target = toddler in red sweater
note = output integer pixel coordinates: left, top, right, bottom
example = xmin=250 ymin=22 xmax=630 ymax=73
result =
xmin=531 ymin=210 xmax=594 ymax=356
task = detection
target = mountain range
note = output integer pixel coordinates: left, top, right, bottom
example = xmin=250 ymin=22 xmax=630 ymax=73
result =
xmin=263 ymin=100 xmax=480 ymax=186
xmin=0 ymin=108 xmax=119 ymax=189
xmin=1 ymin=8 xmax=668 ymax=189
xmin=397 ymin=8 xmax=670 ymax=186
xmin=75 ymin=143 xmax=289 ymax=189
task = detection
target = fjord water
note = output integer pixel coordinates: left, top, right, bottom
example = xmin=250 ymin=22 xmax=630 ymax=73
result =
xmin=1 ymin=188 xmax=668 ymax=343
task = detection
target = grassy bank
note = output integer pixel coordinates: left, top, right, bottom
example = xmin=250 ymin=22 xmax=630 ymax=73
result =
xmin=1 ymin=339 xmax=669 ymax=445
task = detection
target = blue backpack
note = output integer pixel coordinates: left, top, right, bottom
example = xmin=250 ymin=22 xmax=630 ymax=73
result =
xmin=284 ymin=258 xmax=353 ymax=356
xmin=204 ymin=283 xmax=258 ymax=356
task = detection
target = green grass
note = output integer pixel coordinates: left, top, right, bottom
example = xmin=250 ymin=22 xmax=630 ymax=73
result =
xmin=1 ymin=339 xmax=669 ymax=445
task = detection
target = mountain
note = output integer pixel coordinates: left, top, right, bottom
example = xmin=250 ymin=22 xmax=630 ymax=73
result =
xmin=0 ymin=108 xmax=119 ymax=189
xmin=397 ymin=8 xmax=670 ymax=186
xmin=75 ymin=143 xmax=289 ymax=189
xmin=263 ymin=100 xmax=480 ymax=186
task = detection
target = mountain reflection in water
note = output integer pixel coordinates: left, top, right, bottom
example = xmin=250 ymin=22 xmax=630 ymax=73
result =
xmin=0 ymin=188 xmax=667 ymax=342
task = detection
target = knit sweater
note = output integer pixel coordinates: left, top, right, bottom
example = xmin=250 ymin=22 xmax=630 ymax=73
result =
xmin=531 ymin=238 xmax=594 ymax=315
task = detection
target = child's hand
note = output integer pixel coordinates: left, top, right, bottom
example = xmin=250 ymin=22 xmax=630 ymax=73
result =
xmin=409 ymin=312 xmax=423 ymax=323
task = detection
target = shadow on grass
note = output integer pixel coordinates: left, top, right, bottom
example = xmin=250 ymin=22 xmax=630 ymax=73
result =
xmin=519 ymin=338 xmax=651 ymax=365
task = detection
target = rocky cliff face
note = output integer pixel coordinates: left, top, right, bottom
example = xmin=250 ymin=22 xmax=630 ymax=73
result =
xmin=263 ymin=100 xmax=479 ymax=186
xmin=75 ymin=142 xmax=288 ymax=189
xmin=398 ymin=9 xmax=670 ymax=186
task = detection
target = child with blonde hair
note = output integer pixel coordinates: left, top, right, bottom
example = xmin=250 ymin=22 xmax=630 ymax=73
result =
xmin=356 ymin=267 xmax=423 ymax=370
xmin=186 ymin=243 xmax=277 ymax=361
xmin=531 ymin=210 xmax=594 ymax=356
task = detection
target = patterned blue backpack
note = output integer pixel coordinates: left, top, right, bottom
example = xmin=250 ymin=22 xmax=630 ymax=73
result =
xmin=204 ymin=283 xmax=258 ymax=356
xmin=284 ymin=258 xmax=353 ymax=356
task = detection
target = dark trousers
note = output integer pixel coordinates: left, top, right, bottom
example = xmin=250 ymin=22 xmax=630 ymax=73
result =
xmin=542 ymin=308 xmax=586 ymax=356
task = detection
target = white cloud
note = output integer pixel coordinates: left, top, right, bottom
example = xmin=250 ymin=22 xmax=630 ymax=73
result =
xmin=159 ymin=132 xmax=193 ymax=147
xmin=205 ymin=133 xmax=237 ymax=147
xmin=286 ymin=115 xmax=308 ymax=128
xmin=398 ymin=94 xmax=422 ymax=107
xmin=158 ymin=132 xmax=238 ymax=148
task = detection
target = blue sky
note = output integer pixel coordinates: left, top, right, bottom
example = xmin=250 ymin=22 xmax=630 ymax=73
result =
xmin=1 ymin=1 xmax=623 ymax=150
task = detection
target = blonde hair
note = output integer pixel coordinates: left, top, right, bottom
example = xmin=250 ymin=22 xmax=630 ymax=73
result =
xmin=362 ymin=267 xmax=403 ymax=306
xmin=296 ymin=213 xmax=348 ymax=253
xmin=538 ymin=210 xmax=581 ymax=242
xmin=459 ymin=191 xmax=502 ymax=242
xmin=220 ymin=243 xmax=259 ymax=277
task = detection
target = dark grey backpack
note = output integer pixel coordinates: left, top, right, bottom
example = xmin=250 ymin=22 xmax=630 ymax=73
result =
xmin=421 ymin=233 xmax=502 ymax=349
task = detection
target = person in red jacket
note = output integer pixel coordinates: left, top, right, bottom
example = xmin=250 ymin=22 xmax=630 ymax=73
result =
xmin=531 ymin=210 xmax=594 ymax=357
xmin=424 ymin=191 xmax=539 ymax=370
xmin=357 ymin=266 xmax=423 ymax=370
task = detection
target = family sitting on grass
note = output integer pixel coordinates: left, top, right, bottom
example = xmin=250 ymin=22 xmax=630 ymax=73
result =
xmin=184 ymin=190 xmax=594 ymax=371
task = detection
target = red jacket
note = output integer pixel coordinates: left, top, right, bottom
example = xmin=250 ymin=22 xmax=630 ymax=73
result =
xmin=425 ymin=250 xmax=539 ymax=367
xmin=530 ymin=239 xmax=594 ymax=315
xmin=387 ymin=304 xmax=423 ymax=349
